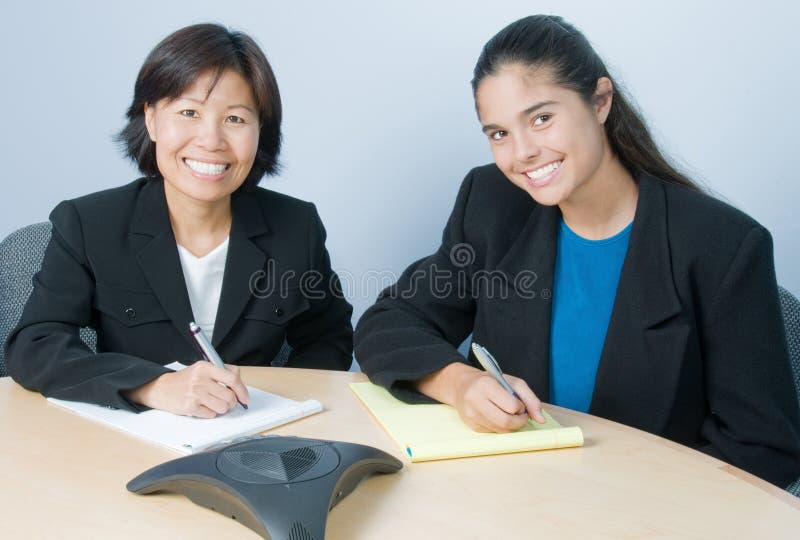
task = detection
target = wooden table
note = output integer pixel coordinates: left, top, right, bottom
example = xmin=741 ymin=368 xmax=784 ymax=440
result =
xmin=1 ymin=368 xmax=798 ymax=539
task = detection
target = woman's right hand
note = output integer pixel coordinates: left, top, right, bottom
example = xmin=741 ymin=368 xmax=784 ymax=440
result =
xmin=418 ymin=362 xmax=546 ymax=433
xmin=124 ymin=361 xmax=250 ymax=418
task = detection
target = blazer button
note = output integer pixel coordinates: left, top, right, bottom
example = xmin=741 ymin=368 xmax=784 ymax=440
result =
xmin=275 ymin=308 xmax=284 ymax=317
xmin=124 ymin=307 xmax=137 ymax=319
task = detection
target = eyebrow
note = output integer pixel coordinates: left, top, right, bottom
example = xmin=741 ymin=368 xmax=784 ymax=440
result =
xmin=480 ymin=100 xmax=558 ymax=133
xmin=175 ymin=96 xmax=256 ymax=114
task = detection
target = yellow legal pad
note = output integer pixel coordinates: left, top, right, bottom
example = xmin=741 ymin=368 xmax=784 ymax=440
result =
xmin=350 ymin=382 xmax=583 ymax=462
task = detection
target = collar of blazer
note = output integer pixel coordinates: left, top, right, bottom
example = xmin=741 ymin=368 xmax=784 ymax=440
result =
xmin=491 ymin=172 xmax=687 ymax=434
xmin=129 ymin=179 xmax=271 ymax=349
xmin=592 ymin=172 xmax=687 ymax=434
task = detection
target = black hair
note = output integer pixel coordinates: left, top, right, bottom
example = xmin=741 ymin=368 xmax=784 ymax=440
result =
xmin=471 ymin=15 xmax=699 ymax=191
xmin=117 ymin=23 xmax=282 ymax=189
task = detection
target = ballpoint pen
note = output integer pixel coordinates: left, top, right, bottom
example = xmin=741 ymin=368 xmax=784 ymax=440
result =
xmin=470 ymin=342 xmax=525 ymax=407
xmin=189 ymin=322 xmax=248 ymax=410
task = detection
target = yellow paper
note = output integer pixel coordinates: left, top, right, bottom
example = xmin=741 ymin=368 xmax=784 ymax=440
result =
xmin=350 ymin=382 xmax=583 ymax=462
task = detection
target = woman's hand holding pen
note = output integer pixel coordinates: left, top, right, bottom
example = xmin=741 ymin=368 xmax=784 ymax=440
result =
xmin=418 ymin=362 xmax=546 ymax=433
xmin=455 ymin=369 xmax=547 ymax=432
xmin=125 ymin=362 xmax=250 ymax=418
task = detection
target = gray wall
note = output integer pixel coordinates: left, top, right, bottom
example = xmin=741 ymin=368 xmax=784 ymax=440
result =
xmin=2 ymin=0 xmax=798 ymax=330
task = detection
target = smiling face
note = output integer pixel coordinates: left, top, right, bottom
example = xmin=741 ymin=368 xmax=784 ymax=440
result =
xmin=144 ymin=69 xmax=260 ymax=209
xmin=476 ymin=64 xmax=613 ymax=208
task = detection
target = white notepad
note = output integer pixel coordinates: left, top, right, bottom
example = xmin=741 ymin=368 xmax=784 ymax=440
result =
xmin=47 ymin=363 xmax=322 ymax=454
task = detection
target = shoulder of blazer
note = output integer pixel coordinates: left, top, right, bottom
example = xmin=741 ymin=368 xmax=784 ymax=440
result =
xmin=241 ymin=185 xmax=316 ymax=217
xmin=642 ymin=175 xmax=773 ymax=306
xmin=67 ymin=177 xmax=151 ymax=217
xmin=48 ymin=178 xmax=152 ymax=255
xmin=421 ymin=164 xmax=547 ymax=276
xmin=233 ymin=186 xmax=322 ymax=243
xmin=467 ymin=162 xmax=535 ymax=209
xmin=657 ymin=177 xmax=767 ymax=254
xmin=461 ymin=163 xmax=539 ymax=227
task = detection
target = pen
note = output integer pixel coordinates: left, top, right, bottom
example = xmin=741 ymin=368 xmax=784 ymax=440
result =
xmin=189 ymin=322 xmax=248 ymax=410
xmin=470 ymin=342 xmax=525 ymax=407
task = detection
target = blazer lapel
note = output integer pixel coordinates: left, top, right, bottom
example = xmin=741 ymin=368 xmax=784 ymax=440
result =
xmin=211 ymin=191 xmax=269 ymax=347
xmin=130 ymin=180 xmax=196 ymax=349
xmin=490 ymin=203 xmax=560 ymax=401
xmin=590 ymin=174 xmax=688 ymax=434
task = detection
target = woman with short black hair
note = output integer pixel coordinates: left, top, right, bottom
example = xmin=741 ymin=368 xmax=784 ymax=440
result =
xmin=7 ymin=24 xmax=353 ymax=418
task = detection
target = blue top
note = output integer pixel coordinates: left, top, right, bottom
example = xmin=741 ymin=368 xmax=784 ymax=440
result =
xmin=549 ymin=219 xmax=632 ymax=412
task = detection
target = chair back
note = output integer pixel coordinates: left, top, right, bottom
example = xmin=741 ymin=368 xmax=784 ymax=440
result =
xmin=778 ymin=286 xmax=800 ymax=496
xmin=0 ymin=222 xmax=96 ymax=377
xmin=779 ymin=286 xmax=800 ymax=396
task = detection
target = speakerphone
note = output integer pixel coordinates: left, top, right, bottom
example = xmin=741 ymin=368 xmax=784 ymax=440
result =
xmin=127 ymin=435 xmax=402 ymax=539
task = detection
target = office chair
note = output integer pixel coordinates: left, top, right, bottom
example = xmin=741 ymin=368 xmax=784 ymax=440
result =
xmin=0 ymin=222 xmax=98 ymax=377
xmin=778 ymin=286 xmax=800 ymax=497
xmin=0 ymin=221 xmax=292 ymax=378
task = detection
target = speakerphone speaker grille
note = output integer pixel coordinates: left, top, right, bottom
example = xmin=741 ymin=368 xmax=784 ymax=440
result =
xmin=222 ymin=445 xmax=324 ymax=482
xmin=286 ymin=520 xmax=316 ymax=540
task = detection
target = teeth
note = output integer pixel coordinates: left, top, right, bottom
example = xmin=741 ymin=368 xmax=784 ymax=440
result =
xmin=526 ymin=161 xmax=561 ymax=180
xmin=185 ymin=159 xmax=228 ymax=175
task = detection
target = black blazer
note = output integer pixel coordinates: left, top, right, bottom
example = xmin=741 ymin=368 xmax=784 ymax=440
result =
xmin=6 ymin=178 xmax=353 ymax=411
xmin=355 ymin=164 xmax=800 ymax=487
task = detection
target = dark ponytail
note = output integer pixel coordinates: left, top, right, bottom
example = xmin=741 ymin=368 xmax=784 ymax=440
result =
xmin=472 ymin=15 xmax=699 ymax=191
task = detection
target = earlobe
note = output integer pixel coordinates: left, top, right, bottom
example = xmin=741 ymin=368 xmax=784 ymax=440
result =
xmin=143 ymin=104 xmax=157 ymax=142
xmin=594 ymin=77 xmax=614 ymax=124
